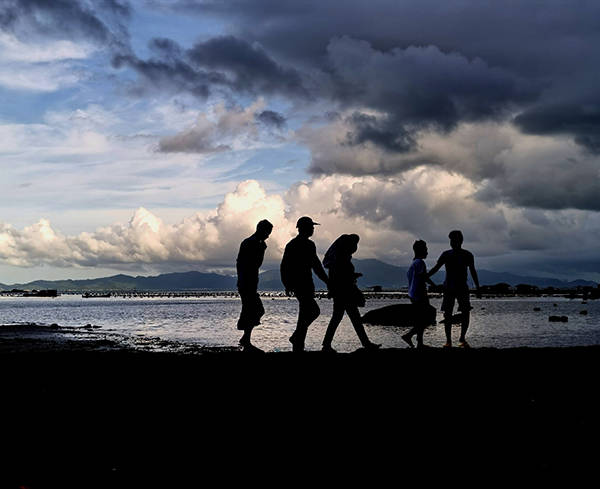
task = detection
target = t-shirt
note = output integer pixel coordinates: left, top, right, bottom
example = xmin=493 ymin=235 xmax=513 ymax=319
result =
xmin=407 ymin=258 xmax=427 ymax=301
xmin=280 ymin=236 xmax=321 ymax=294
xmin=236 ymin=234 xmax=266 ymax=292
xmin=435 ymin=248 xmax=474 ymax=290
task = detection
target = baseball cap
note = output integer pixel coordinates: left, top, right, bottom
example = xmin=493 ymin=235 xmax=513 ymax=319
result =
xmin=296 ymin=216 xmax=320 ymax=228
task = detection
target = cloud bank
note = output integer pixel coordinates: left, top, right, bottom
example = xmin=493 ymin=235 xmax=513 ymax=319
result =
xmin=156 ymin=0 xmax=600 ymax=154
xmin=2 ymin=178 xmax=599 ymax=280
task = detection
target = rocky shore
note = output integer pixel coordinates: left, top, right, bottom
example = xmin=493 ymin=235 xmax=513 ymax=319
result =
xmin=1 ymin=325 xmax=598 ymax=487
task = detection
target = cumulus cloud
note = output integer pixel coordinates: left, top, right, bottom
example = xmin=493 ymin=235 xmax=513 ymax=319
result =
xmin=3 ymin=177 xmax=599 ymax=280
xmin=0 ymin=180 xmax=289 ymax=269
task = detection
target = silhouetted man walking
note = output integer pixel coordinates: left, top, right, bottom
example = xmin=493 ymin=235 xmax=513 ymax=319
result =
xmin=280 ymin=216 xmax=329 ymax=352
xmin=236 ymin=219 xmax=273 ymax=352
xmin=428 ymin=230 xmax=481 ymax=348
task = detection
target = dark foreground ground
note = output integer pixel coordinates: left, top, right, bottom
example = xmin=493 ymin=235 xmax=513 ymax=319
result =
xmin=1 ymin=329 xmax=598 ymax=487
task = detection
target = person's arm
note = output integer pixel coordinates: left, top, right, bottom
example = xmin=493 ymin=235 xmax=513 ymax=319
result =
xmin=312 ymin=253 xmax=329 ymax=286
xmin=427 ymin=255 xmax=444 ymax=278
xmin=468 ymin=254 xmax=481 ymax=298
xmin=280 ymin=246 xmax=293 ymax=296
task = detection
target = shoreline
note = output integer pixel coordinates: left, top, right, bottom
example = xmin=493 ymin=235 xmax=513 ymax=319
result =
xmin=2 ymin=319 xmax=599 ymax=353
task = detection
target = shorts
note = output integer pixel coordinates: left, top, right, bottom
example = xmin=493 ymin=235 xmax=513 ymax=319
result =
xmin=237 ymin=291 xmax=265 ymax=330
xmin=441 ymin=287 xmax=471 ymax=314
xmin=410 ymin=296 xmax=431 ymax=327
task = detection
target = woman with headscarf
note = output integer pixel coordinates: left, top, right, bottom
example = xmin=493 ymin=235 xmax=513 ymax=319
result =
xmin=321 ymin=234 xmax=381 ymax=353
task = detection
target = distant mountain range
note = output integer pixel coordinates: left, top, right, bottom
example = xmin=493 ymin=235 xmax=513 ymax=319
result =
xmin=0 ymin=259 xmax=596 ymax=292
xmin=0 ymin=272 xmax=237 ymax=292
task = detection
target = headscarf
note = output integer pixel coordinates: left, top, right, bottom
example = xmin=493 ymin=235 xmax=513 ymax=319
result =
xmin=323 ymin=234 xmax=359 ymax=269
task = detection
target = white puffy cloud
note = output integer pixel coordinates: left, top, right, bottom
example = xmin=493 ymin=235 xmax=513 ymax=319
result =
xmin=0 ymin=180 xmax=289 ymax=269
xmin=2 ymin=176 xmax=599 ymax=282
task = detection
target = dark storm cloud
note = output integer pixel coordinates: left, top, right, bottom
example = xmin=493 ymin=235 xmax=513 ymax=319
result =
xmin=344 ymin=112 xmax=414 ymax=153
xmin=159 ymin=0 xmax=600 ymax=155
xmin=186 ymin=36 xmax=306 ymax=96
xmin=257 ymin=110 xmax=286 ymax=129
xmin=514 ymin=101 xmax=600 ymax=154
xmin=478 ymin=159 xmax=600 ymax=212
xmin=112 ymin=35 xmax=308 ymax=99
xmin=163 ymin=1 xmax=600 ymax=72
xmin=111 ymin=52 xmax=223 ymax=98
xmin=324 ymin=38 xmax=538 ymax=154
xmin=1 ymin=0 xmax=132 ymax=52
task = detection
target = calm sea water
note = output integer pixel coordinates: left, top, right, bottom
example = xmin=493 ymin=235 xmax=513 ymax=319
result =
xmin=1 ymin=294 xmax=599 ymax=351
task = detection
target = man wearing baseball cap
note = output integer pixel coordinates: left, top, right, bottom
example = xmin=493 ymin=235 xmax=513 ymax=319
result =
xmin=280 ymin=216 xmax=329 ymax=352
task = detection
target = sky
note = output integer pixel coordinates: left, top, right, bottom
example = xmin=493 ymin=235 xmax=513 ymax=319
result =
xmin=0 ymin=0 xmax=599 ymax=284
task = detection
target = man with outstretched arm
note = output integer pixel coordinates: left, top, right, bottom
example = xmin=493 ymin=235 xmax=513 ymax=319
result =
xmin=428 ymin=230 xmax=481 ymax=348
xmin=280 ymin=216 xmax=329 ymax=352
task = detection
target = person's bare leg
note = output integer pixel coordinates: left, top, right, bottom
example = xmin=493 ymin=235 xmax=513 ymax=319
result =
xmin=347 ymin=306 xmax=380 ymax=349
xmin=459 ymin=311 xmax=470 ymax=347
xmin=240 ymin=328 xmax=252 ymax=346
xmin=444 ymin=313 xmax=453 ymax=347
xmin=416 ymin=324 xmax=425 ymax=347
